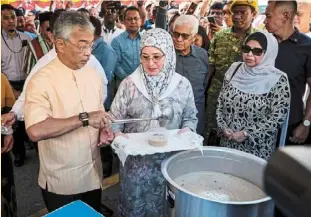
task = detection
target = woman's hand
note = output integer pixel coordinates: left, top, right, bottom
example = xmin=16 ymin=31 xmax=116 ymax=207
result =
xmin=223 ymin=128 xmax=233 ymax=140
xmin=231 ymin=131 xmax=247 ymax=142
xmin=2 ymin=135 xmax=14 ymax=153
xmin=178 ymin=127 xmax=191 ymax=134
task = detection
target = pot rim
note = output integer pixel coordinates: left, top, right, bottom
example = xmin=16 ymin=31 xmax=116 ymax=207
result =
xmin=161 ymin=147 xmax=272 ymax=205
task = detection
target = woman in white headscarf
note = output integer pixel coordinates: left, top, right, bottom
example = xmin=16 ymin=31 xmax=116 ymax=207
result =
xmin=216 ymin=31 xmax=291 ymax=160
xmin=109 ymin=28 xmax=198 ymax=217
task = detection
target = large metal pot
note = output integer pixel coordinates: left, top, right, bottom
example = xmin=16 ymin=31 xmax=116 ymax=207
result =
xmin=161 ymin=147 xmax=274 ymax=217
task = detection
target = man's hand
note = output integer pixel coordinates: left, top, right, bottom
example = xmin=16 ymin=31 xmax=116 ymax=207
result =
xmin=98 ymin=128 xmax=114 ymax=147
xmin=231 ymin=131 xmax=247 ymax=143
xmin=89 ymin=111 xmax=112 ymax=129
xmin=290 ymin=124 xmax=310 ymax=144
xmin=1 ymin=112 xmax=16 ymax=127
xmin=209 ymin=22 xmax=222 ymax=33
xmin=137 ymin=0 xmax=144 ymax=7
xmin=2 ymin=135 xmax=14 ymax=153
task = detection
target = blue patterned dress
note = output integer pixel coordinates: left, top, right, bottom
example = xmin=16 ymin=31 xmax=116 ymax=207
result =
xmin=110 ymin=28 xmax=197 ymax=217
xmin=110 ymin=72 xmax=197 ymax=217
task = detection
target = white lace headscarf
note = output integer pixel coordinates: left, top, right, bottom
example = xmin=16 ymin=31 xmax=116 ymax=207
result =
xmin=139 ymin=28 xmax=176 ymax=103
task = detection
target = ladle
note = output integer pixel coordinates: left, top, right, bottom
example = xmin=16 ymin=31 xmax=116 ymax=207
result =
xmin=112 ymin=106 xmax=174 ymax=125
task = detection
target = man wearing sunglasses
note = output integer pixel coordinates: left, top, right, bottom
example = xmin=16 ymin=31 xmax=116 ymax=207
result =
xmin=205 ymin=0 xmax=258 ymax=145
xmin=173 ymin=15 xmax=209 ymax=136
xmin=23 ymin=12 xmax=53 ymax=75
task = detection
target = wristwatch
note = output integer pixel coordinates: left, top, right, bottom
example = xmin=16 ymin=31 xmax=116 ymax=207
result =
xmin=79 ymin=112 xmax=89 ymax=127
xmin=303 ymin=120 xmax=311 ymax=127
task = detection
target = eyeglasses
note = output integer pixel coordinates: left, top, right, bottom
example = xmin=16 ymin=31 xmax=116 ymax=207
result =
xmin=2 ymin=15 xmax=16 ymax=21
xmin=172 ymin=31 xmax=191 ymax=40
xmin=141 ymin=54 xmax=165 ymax=63
xmin=66 ymin=40 xmax=94 ymax=53
xmin=241 ymin=45 xmax=265 ymax=56
xmin=125 ymin=17 xmax=141 ymax=22
xmin=210 ymin=11 xmax=224 ymax=16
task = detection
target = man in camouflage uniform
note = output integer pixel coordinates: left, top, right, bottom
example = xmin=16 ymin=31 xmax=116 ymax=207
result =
xmin=205 ymin=0 xmax=258 ymax=144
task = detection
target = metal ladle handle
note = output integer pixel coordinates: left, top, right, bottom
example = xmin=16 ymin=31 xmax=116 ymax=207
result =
xmin=112 ymin=117 xmax=159 ymax=125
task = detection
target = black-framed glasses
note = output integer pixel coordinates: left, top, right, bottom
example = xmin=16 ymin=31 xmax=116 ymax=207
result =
xmin=172 ymin=31 xmax=191 ymax=40
xmin=241 ymin=45 xmax=265 ymax=56
xmin=140 ymin=54 xmax=165 ymax=63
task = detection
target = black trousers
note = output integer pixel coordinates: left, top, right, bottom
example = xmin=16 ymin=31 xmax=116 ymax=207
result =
xmin=41 ymin=187 xmax=102 ymax=213
xmin=1 ymin=136 xmax=17 ymax=217
xmin=100 ymin=146 xmax=113 ymax=177
xmin=12 ymin=121 xmax=26 ymax=161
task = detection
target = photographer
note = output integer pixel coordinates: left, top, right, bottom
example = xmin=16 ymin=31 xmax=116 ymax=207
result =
xmin=207 ymin=2 xmax=225 ymax=40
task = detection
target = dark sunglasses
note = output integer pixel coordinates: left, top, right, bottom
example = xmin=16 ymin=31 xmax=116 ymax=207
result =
xmin=172 ymin=31 xmax=191 ymax=40
xmin=241 ymin=45 xmax=265 ymax=56
xmin=104 ymin=8 xmax=117 ymax=14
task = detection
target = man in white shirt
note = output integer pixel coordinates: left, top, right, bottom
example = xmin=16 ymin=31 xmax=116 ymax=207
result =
xmin=100 ymin=1 xmax=124 ymax=45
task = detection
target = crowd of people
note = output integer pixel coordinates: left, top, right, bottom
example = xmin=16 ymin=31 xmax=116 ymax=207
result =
xmin=1 ymin=0 xmax=311 ymax=217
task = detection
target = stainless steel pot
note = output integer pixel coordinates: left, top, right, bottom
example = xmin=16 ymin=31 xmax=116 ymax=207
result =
xmin=161 ymin=147 xmax=274 ymax=217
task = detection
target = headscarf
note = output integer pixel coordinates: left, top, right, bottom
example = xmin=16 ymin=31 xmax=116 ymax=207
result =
xmin=139 ymin=28 xmax=176 ymax=103
xmin=225 ymin=31 xmax=287 ymax=95
xmin=245 ymin=32 xmax=267 ymax=51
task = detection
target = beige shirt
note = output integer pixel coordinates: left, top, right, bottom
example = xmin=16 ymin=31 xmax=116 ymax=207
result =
xmin=24 ymin=57 xmax=103 ymax=195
